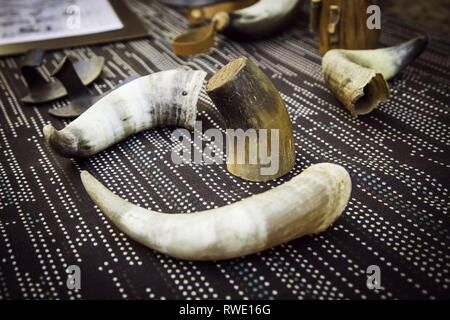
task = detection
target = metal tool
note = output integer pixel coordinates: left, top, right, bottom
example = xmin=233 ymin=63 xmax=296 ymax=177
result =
xmin=48 ymin=57 xmax=137 ymax=118
xmin=20 ymin=49 xmax=105 ymax=104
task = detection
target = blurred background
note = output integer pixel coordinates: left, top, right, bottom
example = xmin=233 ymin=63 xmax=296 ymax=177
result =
xmin=382 ymin=0 xmax=450 ymax=34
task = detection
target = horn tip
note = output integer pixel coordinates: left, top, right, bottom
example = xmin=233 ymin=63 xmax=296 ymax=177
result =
xmin=80 ymin=170 xmax=96 ymax=189
xmin=80 ymin=170 xmax=90 ymax=180
xmin=43 ymin=124 xmax=57 ymax=145
xmin=414 ymin=34 xmax=429 ymax=51
xmin=42 ymin=124 xmax=80 ymax=158
xmin=418 ymin=34 xmax=429 ymax=43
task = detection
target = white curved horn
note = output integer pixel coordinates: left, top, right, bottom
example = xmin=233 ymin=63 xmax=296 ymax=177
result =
xmin=81 ymin=163 xmax=351 ymax=261
xmin=322 ymin=36 xmax=428 ymax=117
xmin=43 ymin=69 xmax=207 ymax=157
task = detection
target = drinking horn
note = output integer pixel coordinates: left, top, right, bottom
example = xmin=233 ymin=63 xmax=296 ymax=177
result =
xmin=322 ymin=35 xmax=428 ymax=117
xmin=43 ymin=69 xmax=207 ymax=157
xmin=172 ymin=0 xmax=303 ymax=56
xmin=206 ymin=56 xmax=295 ymax=182
xmin=81 ymin=162 xmax=351 ymax=260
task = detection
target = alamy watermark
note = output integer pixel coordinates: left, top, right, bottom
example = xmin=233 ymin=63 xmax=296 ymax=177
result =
xmin=66 ymin=264 xmax=81 ymax=290
xmin=367 ymin=5 xmax=381 ymax=30
xmin=66 ymin=5 xmax=81 ymax=30
xmin=170 ymin=121 xmax=280 ymax=176
xmin=366 ymin=265 xmax=381 ymax=290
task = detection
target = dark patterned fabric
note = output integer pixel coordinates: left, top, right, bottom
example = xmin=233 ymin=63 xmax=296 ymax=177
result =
xmin=0 ymin=0 xmax=448 ymax=300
